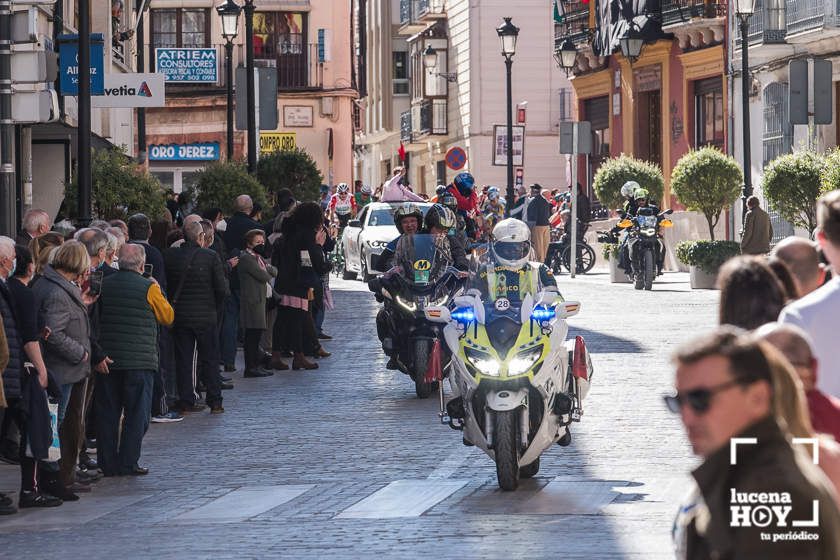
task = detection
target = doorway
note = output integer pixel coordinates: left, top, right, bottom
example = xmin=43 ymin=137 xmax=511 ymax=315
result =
xmin=635 ymin=90 xmax=662 ymax=167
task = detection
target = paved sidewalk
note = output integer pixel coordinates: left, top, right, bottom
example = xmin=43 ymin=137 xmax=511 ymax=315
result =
xmin=0 ymin=271 xmax=718 ymax=559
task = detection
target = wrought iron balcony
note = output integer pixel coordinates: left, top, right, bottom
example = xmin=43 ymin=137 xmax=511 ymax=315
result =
xmin=411 ymin=99 xmax=447 ymax=139
xmin=736 ymin=0 xmax=787 ymax=45
xmin=785 ymin=0 xmax=840 ymax=37
xmin=660 ymin=0 xmax=722 ymax=27
xmin=400 ymin=110 xmax=412 ymax=143
xmin=399 ymin=0 xmax=437 ymax=32
xmin=554 ymin=1 xmax=591 ymax=46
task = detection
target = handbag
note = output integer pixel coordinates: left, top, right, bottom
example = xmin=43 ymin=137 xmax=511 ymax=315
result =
xmin=47 ymin=402 xmax=61 ymax=461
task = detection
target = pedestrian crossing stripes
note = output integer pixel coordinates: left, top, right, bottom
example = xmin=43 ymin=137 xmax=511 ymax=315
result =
xmin=336 ymin=480 xmax=469 ymax=519
xmin=174 ymin=485 xmax=315 ymax=522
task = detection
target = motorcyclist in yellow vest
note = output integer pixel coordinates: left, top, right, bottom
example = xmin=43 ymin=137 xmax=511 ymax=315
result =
xmin=474 ymin=218 xmax=558 ymax=306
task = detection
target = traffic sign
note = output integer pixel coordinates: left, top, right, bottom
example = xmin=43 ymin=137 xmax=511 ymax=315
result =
xmin=445 ymin=146 xmax=467 ymax=170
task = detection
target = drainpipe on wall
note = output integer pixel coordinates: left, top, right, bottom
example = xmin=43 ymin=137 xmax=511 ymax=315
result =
xmin=726 ymin=0 xmax=736 ymax=242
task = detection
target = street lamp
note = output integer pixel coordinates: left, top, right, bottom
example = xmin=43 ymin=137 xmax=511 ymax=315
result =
xmin=243 ymin=0 xmax=257 ymax=173
xmin=423 ymin=44 xmax=457 ymax=82
xmin=496 ymin=17 xmax=519 ymax=217
xmin=554 ymin=38 xmax=577 ymax=77
xmin=736 ymin=0 xmax=757 ymax=221
xmin=217 ymin=0 xmax=241 ymax=161
xmin=619 ymin=21 xmax=644 ymax=64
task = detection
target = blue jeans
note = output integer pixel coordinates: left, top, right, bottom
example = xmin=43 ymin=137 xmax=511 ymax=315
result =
xmin=314 ymin=305 xmax=325 ymax=334
xmin=220 ymin=290 xmax=240 ymax=366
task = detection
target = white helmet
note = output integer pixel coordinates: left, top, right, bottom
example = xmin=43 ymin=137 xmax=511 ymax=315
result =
xmin=360 ymin=184 xmax=372 ymax=195
xmin=491 ymin=218 xmax=531 ymax=269
xmin=337 ymin=183 xmax=350 ymax=194
xmin=621 ymin=181 xmax=641 ymax=199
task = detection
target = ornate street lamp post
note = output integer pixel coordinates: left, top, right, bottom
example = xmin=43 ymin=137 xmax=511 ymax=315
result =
xmin=496 ymin=17 xmax=519 ymax=217
xmin=735 ymin=0 xmax=757 ymax=220
xmin=217 ymin=0 xmax=241 ymax=161
xmin=554 ymin=38 xmax=577 ymax=77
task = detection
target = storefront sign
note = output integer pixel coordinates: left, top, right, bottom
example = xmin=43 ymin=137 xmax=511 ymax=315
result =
xmin=155 ymin=48 xmax=218 ymax=83
xmin=149 ymin=143 xmax=220 ymax=161
xmin=283 ymin=105 xmax=314 ymax=127
xmin=92 ymin=73 xmax=165 ymax=107
xmin=492 ymin=125 xmax=525 ymax=167
xmin=58 ymin=34 xmax=105 ymax=95
xmin=259 ymin=132 xmax=297 ymax=155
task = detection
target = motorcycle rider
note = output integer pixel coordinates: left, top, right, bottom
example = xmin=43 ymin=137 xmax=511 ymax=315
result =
xmin=612 ymin=180 xmax=643 ymax=274
xmin=423 ymin=204 xmax=469 ymax=271
xmin=376 ymin=202 xmax=423 ymax=273
xmin=328 ymin=183 xmax=357 ymax=229
xmin=354 ymin=184 xmax=375 ymax=208
xmin=475 ymin=218 xmax=558 ymax=305
xmin=445 ymin=172 xmax=479 ymax=241
xmin=441 ymin=193 xmax=469 ymax=251
xmin=627 ymin=187 xmax=666 ymax=274
xmin=481 ymin=186 xmax=506 ymax=228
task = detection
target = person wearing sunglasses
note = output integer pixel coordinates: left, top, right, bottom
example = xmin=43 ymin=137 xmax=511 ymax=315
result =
xmin=667 ymin=327 xmax=840 ymax=559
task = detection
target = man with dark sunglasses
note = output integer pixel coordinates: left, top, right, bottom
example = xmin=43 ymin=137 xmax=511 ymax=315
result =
xmin=668 ymin=327 xmax=840 ymax=559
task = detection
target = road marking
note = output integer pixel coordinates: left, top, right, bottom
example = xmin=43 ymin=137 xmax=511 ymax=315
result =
xmin=520 ymin=478 xmax=622 ymax=515
xmin=0 ymin=494 xmax=152 ymax=531
xmin=337 ymin=479 xmax=468 ymax=519
xmin=174 ymin=485 xmax=314 ymax=522
xmin=426 ymin=447 xmax=472 ymax=480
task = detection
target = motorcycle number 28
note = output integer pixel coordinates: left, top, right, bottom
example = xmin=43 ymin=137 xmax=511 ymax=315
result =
xmin=494 ymin=298 xmax=511 ymax=311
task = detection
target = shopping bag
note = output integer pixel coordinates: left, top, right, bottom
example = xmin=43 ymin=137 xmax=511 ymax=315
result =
xmin=323 ymin=284 xmax=335 ymax=311
xmin=48 ymin=402 xmax=61 ymax=462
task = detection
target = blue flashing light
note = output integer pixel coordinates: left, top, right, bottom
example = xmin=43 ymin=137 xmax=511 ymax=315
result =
xmin=452 ymin=307 xmax=476 ymax=323
xmin=531 ymin=305 xmax=556 ymax=322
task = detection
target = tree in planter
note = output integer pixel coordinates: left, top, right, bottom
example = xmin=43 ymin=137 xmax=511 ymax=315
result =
xmin=592 ymin=154 xmax=664 ymax=211
xmin=671 ymin=147 xmax=742 ymax=240
xmin=64 ymin=147 xmax=166 ymax=221
xmin=257 ymin=148 xmax=324 ymax=204
xmin=676 ymin=240 xmax=741 ymax=274
xmin=187 ymin=161 xmax=268 ymax=216
xmin=763 ymin=150 xmax=828 ymax=238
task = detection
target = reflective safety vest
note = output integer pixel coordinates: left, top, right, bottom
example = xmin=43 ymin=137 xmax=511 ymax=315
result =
xmin=486 ymin=263 xmax=540 ymax=302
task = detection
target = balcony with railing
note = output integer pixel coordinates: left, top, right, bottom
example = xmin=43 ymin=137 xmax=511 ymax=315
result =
xmin=411 ymin=98 xmax=447 ymax=138
xmin=399 ymin=0 xmax=434 ymax=34
xmin=400 ymin=110 xmax=413 ymax=143
xmin=553 ymin=1 xmax=591 ymax=47
xmin=736 ymin=0 xmax=787 ymax=45
xmin=660 ymin=0 xmax=722 ymax=27
xmin=785 ymin=0 xmax=840 ymax=39
xmin=244 ymin=42 xmax=324 ymax=91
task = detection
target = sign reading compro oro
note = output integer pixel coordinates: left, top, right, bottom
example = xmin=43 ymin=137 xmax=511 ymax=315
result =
xmin=155 ymin=48 xmax=218 ymax=83
xmin=259 ymin=132 xmax=297 ymax=155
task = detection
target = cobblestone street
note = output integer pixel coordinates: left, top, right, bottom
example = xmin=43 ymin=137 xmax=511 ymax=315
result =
xmin=0 ymin=271 xmax=719 ymax=559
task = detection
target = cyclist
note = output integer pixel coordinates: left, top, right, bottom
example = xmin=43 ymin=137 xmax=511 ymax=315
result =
xmin=328 ymin=183 xmax=357 ymax=231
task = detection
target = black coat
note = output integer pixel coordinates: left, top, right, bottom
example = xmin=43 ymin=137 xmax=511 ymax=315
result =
xmin=0 ymin=281 xmax=24 ymax=400
xmin=274 ymin=230 xmax=330 ymax=300
xmin=164 ymin=241 xmax=229 ymax=327
xmin=526 ymin=196 xmax=552 ymax=227
xmin=223 ymin=212 xmax=265 ymax=255
xmin=130 ymin=240 xmax=167 ymax=293
xmin=7 ymin=277 xmax=38 ymax=344
xmin=21 ymin=370 xmax=51 ymax=460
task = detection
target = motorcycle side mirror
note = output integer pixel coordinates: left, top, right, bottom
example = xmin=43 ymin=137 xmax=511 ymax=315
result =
xmin=660 ymin=209 xmax=674 ymax=217
xmin=660 ymin=219 xmax=674 ymax=228
xmin=556 ymin=300 xmax=581 ymax=319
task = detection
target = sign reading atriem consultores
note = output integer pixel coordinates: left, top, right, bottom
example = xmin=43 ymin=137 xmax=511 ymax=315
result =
xmin=149 ymin=143 xmax=220 ymax=161
xmin=155 ymin=48 xmax=218 ymax=83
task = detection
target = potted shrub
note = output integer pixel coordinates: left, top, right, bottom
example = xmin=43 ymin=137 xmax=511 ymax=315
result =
xmin=602 ymin=241 xmax=631 ymax=283
xmin=764 ymin=150 xmax=829 ymax=238
xmin=671 ymin=148 xmax=743 ymax=288
xmin=187 ymin=161 xmax=268 ymax=216
xmin=676 ymin=240 xmax=741 ymax=289
xmin=593 ymin=154 xmax=664 ymax=210
xmin=257 ymin=147 xmax=324 ymax=204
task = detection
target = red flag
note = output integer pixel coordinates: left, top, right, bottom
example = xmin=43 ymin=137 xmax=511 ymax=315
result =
xmin=424 ymin=339 xmax=444 ymax=384
xmin=398 ymin=142 xmax=406 ymax=162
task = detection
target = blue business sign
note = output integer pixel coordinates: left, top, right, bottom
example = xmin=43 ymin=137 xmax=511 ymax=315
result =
xmin=149 ymin=143 xmax=220 ymax=162
xmin=155 ymin=48 xmax=218 ymax=83
xmin=58 ymin=34 xmax=105 ymax=95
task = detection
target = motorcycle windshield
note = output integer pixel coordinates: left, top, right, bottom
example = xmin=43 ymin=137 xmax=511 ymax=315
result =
xmin=394 ymin=234 xmax=452 ymax=287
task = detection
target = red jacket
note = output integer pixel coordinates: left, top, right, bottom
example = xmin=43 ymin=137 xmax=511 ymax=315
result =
xmin=807 ymin=389 xmax=840 ymax=442
xmin=446 ymin=185 xmax=477 ymax=214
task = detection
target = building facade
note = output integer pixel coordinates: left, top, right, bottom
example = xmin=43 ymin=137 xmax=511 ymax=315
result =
xmin=560 ymin=0 xmax=727 ymax=216
xmin=355 ymin=0 xmax=574 ymax=198
xmin=144 ymin=0 xmax=356 ymax=193
xmin=730 ymin=0 xmax=840 ymax=240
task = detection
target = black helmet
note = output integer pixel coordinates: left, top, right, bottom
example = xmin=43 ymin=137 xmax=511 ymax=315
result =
xmin=424 ymin=203 xmax=456 ymax=232
xmin=393 ymin=203 xmax=423 ymax=234
xmin=435 ymin=184 xmax=448 ymax=196
xmin=440 ymin=193 xmax=458 ymax=212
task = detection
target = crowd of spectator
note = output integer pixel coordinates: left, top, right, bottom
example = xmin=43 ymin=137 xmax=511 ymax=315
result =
xmin=0 ymin=189 xmax=333 ymax=512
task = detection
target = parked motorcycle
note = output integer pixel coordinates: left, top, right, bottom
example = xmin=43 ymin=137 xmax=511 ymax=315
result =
xmin=371 ymin=234 xmax=465 ymax=398
xmin=425 ymin=286 xmax=592 ymax=490
xmin=617 ymin=209 xmax=674 ymax=291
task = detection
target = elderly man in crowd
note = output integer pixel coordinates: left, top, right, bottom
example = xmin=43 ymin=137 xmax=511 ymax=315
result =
xmin=668 ymin=327 xmax=840 ymax=558
xmin=772 ymin=236 xmax=827 ymax=297
xmin=16 ymin=209 xmax=51 ymax=246
xmin=220 ymin=195 xmax=265 ymax=373
xmin=740 ymin=196 xmax=773 ymax=255
xmin=780 ymin=190 xmax=840 ymax=397
xmin=164 ymin=221 xmax=229 ymax=414
xmin=104 ymin=228 xmax=124 ymax=269
xmin=95 ymin=244 xmax=173 ymax=476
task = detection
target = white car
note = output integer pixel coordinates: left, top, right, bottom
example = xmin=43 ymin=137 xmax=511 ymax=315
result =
xmin=342 ymin=202 xmax=432 ymax=281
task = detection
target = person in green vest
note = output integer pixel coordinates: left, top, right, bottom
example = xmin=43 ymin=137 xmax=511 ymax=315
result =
xmin=94 ymin=243 xmax=173 ymax=477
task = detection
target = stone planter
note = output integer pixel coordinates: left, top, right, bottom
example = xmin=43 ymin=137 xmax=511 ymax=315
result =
xmin=608 ymin=254 xmax=632 ymax=284
xmin=689 ymin=265 xmax=718 ymax=290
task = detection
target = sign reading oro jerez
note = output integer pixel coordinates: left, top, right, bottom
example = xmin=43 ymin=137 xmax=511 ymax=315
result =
xmin=155 ymin=48 xmax=218 ymax=83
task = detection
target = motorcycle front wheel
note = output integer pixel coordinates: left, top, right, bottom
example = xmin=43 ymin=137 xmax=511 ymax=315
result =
xmin=413 ymin=339 xmax=433 ymax=399
xmin=495 ymin=410 xmax=520 ymax=491
xmin=643 ymin=249 xmax=655 ymax=290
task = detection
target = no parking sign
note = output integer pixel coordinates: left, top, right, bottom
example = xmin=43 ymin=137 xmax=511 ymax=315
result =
xmin=445 ymin=147 xmax=467 ymax=170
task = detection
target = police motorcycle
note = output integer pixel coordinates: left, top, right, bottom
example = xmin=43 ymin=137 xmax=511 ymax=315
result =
xmin=424 ymin=219 xmax=593 ymax=490
xmin=371 ymin=233 xmax=466 ymax=398
xmin=616 ymin=207 xmax=674 ymax=291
